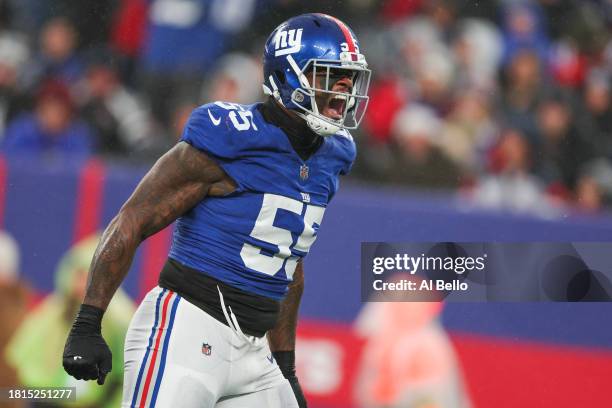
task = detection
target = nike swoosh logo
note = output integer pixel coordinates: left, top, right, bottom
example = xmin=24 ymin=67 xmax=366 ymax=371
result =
xmin=208 ymin=109 xmax=221 ymax=126
xmin=266 ymin=354 xmax=274 ymax=364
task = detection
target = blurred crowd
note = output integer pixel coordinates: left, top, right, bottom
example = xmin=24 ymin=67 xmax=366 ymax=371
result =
xmin=1 ymin=0 xmax=612 ymax=215
xmin=353 ymin=0 xmax=612 ymax=216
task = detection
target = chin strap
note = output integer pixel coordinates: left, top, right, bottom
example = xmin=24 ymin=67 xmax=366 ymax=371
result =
xmin=302 ymin=112 xmax=340 ymax=136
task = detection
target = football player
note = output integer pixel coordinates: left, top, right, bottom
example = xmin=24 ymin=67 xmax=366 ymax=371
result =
xmin=62 ymin=13 xmax=370 ymax=408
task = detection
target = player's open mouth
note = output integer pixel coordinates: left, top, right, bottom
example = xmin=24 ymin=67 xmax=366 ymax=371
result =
xmin=322 ymin=94 xmax=348 ymax=121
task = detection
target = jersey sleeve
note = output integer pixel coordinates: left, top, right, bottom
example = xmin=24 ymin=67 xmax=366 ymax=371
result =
xmin=180 ymin=103 xmax=252 ymax=192
xmin=180 ymin=103 xmax=236 ymax=160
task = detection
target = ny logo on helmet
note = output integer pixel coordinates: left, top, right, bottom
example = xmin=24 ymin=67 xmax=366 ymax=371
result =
xmin=274 ymin=28 xmax=303 ymax=56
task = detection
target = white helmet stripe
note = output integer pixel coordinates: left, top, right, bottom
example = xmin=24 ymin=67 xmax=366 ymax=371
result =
xmin=286 ymin=54 xmax=310 ymax=89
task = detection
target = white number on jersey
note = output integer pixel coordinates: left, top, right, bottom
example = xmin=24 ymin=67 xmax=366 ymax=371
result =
xmin=214 ymin=101 xmax=258 ymax=131
xmin=240 ymin=193 xmax=325 ymax=279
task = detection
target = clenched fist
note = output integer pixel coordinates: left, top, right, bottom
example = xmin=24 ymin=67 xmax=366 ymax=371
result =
xmin=62 ymin=304 xmax=112 ymax=385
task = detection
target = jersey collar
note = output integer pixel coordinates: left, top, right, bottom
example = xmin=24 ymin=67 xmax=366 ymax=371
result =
xmin=258 ymin=98 xmax=323 ymax=161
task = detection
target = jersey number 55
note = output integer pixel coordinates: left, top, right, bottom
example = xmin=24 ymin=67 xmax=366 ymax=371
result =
xmin=240 ymin=193 xmax=325 ymax=280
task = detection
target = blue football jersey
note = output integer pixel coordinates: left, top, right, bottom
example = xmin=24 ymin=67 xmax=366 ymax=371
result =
xmin=169 ymin=101 xmax=356 ymax=300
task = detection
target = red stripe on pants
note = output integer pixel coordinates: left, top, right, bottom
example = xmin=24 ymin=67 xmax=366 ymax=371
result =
xmin=139 ymin=290 xmax=174 ymax=408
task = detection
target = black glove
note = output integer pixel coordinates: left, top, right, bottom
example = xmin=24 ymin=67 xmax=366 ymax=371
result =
xmin=273 ymin=350 xmax=307 ymax=408
xmin=62 ymin=304 xmax=112 ymax=385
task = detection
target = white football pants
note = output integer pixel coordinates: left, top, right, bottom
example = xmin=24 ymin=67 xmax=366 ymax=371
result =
xmin=121 ymin=286 xmax=298 ymax=407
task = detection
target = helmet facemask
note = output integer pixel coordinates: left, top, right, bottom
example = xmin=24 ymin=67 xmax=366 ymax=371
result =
xmin=287 ymin=54 xmax=371 ymax=136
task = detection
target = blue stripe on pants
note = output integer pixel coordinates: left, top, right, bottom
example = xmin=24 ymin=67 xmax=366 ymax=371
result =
xmin=130 ymin=288 xmax=167 ymax=408
xmin=149 ymin=295 xmax=181 ymax=407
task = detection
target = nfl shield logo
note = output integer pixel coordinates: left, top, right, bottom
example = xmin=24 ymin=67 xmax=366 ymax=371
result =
xmin=202 ymin=343 xmax=212 ymax=356
xmin=300 ymin=164 xmax=309 ymax=180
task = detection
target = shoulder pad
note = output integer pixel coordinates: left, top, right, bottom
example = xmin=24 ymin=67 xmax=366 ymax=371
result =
xmin=180 ymin=101 xmax=259 ymax=159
